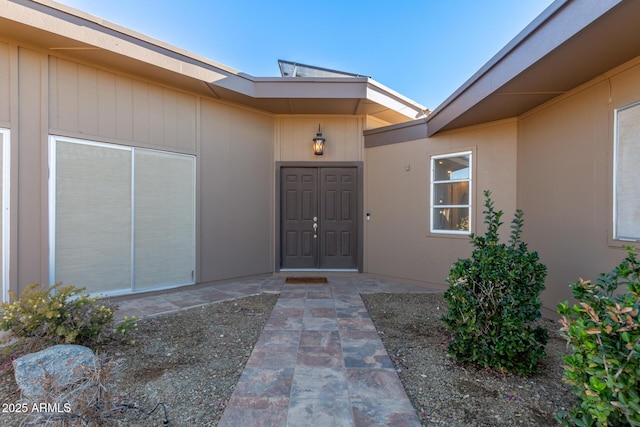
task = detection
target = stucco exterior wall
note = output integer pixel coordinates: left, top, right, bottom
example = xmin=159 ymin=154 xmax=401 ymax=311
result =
xmin=364 ymin=119 xmax=518 ymax=287
xmin=518 ymin=56 xmax=640 ymax=315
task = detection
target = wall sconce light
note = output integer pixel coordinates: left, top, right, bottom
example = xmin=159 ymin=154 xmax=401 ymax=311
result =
xmin=312 ymin=124 xmax=326 ymax=155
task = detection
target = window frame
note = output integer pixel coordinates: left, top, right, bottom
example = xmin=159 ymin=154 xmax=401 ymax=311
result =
xmin=0 ymin=128 xmax=9 ymax=303
xmin=613 ymin=100 xmax=640 ymax=242
xmin=430 ymin=151 xmax=473 ymax=235
xmin=48 ymin=135 xmax=196 ymax=296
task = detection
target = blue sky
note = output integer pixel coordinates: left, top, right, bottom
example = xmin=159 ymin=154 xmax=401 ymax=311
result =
xmin=55 ymin=0 xmax=554 ymax=109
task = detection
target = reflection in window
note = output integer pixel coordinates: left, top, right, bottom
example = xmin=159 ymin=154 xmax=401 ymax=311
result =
xmin=431 ymin=152 xmax=472 ymax=234
xmin=614 ymin=101 xmax=640 ymax=241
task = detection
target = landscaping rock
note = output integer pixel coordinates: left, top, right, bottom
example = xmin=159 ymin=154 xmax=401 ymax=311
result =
xmin=13 ymin=344 xmax=97 ymax=399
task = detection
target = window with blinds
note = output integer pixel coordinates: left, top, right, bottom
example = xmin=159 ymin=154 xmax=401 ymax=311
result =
xmin=50 ymin=136 xmax=195 ymax=294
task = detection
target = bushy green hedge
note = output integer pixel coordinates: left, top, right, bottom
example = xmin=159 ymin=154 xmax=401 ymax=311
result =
xmin=1 ymin=282 xmax=136 ymax=347
xmin=441 ymin=190 xmax=548 ymax=374
xmin=558 ymin=248 xmax=640 ymax=426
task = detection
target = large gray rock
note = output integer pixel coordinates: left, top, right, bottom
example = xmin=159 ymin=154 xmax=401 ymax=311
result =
xmin=13 ymin=344 xmax=98 ymax=399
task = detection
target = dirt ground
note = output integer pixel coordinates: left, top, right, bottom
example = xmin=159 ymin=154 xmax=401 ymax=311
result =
xmin=0 ymin=291 xmax=576 ymax=426
xmin=361 ymin=292 xmax=576 ymax=426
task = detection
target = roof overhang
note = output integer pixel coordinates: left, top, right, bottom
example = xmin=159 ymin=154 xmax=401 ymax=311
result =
xmin=425 ymin=0 xmax=640 ymax=136
xmin=0 ymin=0 xmax=427 ymax=123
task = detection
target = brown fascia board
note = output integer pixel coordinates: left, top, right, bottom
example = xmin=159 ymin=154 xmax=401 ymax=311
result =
xmin=425 ymin=0 xmax=626 ymax=137
xmin=8 ymin=0 xmax=241 ymax=83
xmin=3 ymin=0 xmax=426 ymax=121
xmin=222 ymin=77 xmax=427 ymax=120
xmin=363 ymin=118 xmax=428 ymax=148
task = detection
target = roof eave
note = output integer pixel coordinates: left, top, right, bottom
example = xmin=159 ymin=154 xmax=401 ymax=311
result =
xmin=425 ymin=0 xmax=633 ymax=136
xmin=2 ymin=0 xmax=425 ymax=123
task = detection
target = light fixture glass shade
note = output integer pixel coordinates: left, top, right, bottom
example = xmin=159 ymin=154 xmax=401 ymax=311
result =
xmin=312 ymin=125 xmax=325 ymax=155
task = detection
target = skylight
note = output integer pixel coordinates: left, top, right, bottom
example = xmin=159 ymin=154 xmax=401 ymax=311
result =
xmin=278 ymin=59 xmax=367 ymax=78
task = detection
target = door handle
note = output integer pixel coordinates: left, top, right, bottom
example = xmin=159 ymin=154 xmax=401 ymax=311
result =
xmin=313 ymin=222 xmax=318 ymax=238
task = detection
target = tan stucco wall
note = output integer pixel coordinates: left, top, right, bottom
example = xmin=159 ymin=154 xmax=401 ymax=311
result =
xmin=518 ymin=56 xmax=640 ymax=315
xmin=364 ymin=119 xmax=518 ymax=288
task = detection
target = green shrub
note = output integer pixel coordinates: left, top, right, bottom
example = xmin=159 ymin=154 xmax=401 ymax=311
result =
xmin=0 ymin=282 xmax=136 ymax=347
xmin=557 ymin=247 xmax=640 ymax=427
xmin=441 ymin=190 xmax=548 ymax=374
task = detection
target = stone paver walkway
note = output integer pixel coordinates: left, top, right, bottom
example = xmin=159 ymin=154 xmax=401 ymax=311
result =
xmin=111 ymin=274 xmax=435 ymax=426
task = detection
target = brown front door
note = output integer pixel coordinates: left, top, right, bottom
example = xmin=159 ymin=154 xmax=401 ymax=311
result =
xmin=281 ymin=167 xmax=358 ymax=269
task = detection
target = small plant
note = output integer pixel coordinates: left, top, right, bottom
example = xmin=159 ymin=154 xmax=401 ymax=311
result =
xmin=0 ymin=282 xmax=136 ymax=347
xmin=441 ymin=190 xmax=548 ymax=374
xmin=557 ymin=247 xmax=640 ymax=427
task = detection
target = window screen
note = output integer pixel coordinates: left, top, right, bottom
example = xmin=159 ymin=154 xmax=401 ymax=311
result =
xmin=53 ymin=140 xmax=132 ymax=293
xmin=51 ymin=137 xmax=196 ymax=294
xmin=134 ymin=149 xmax=195 ymax=289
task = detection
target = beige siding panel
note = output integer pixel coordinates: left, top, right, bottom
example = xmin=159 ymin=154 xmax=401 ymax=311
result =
xmin=115 ymin=75 xmax=134 ymax=140
xmin=78 ymin=64 xmax=99 ymax=135
xmin=52 ymin=58 xmax=79 ymax=132
xmin=518 ymin=60 xmax=640 ymax=314
xmin=148 ymin=85 xmax=163 ymax=144
xmin=17 ymin=47 xmax=47 ymax=290
xmin=50 ymin=58 xmax=196 ymax=151
xmin=132 ymin=80 xmax=150 ymax=143
xmin=161 ymin=89 xmax=177 ymax=146
xmin=277 ymin=116 xmax=362 ymax=162
xmin=177 ymin=92 xmax=196 ymax=150
xmin=97 ymin=70 xmax=117 ymax=139
xmin=0 ymin=42 xmax=10 ymax=124
xmin=200 ymin=100 xmax=230 ymax=281
xmin=199 ymin=99 xmax=273 ymax=282
xmin=364 ymin=120 xmax=517 ymax=288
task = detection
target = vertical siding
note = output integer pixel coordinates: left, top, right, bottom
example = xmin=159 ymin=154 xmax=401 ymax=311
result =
xmin=276 ymin=116 xmax=363 ymax=162
xmin=0 ymin=42 xmax=10 ymax=124
xmin=199 ymin=99 xmax=274 ymax=282
xmin=49 ymin=57 xmax=196 ymax=152
xmin=17 ymin=47 xmax=48 ymax=289
xmin=97 ymin=70 xmax=117 ymax=139
xmin=77 ymin=64 xmax=98 ymax=135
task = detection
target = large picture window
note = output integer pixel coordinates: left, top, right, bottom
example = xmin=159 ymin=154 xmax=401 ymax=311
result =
xmin=49 ymin=136 xmax=195 ymax=295
xmin=614 ymin=101 xmax=640 ymax=241
xmin=431 ymin=152 xmax=472 ymax=234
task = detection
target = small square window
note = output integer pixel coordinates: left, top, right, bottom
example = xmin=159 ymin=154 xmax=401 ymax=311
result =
xmin=431 ymin=152 xmax=472 ymax=234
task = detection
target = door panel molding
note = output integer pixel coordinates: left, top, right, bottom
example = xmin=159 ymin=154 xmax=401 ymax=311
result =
xmin=275 ymin=161 xmax=363 ymax=272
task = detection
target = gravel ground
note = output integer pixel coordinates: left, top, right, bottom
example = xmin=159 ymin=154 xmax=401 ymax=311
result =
xmin=361 ymin=292 xmax=576 ymax=427
xmin=1 ymin=291 xmax=576 ymax=426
